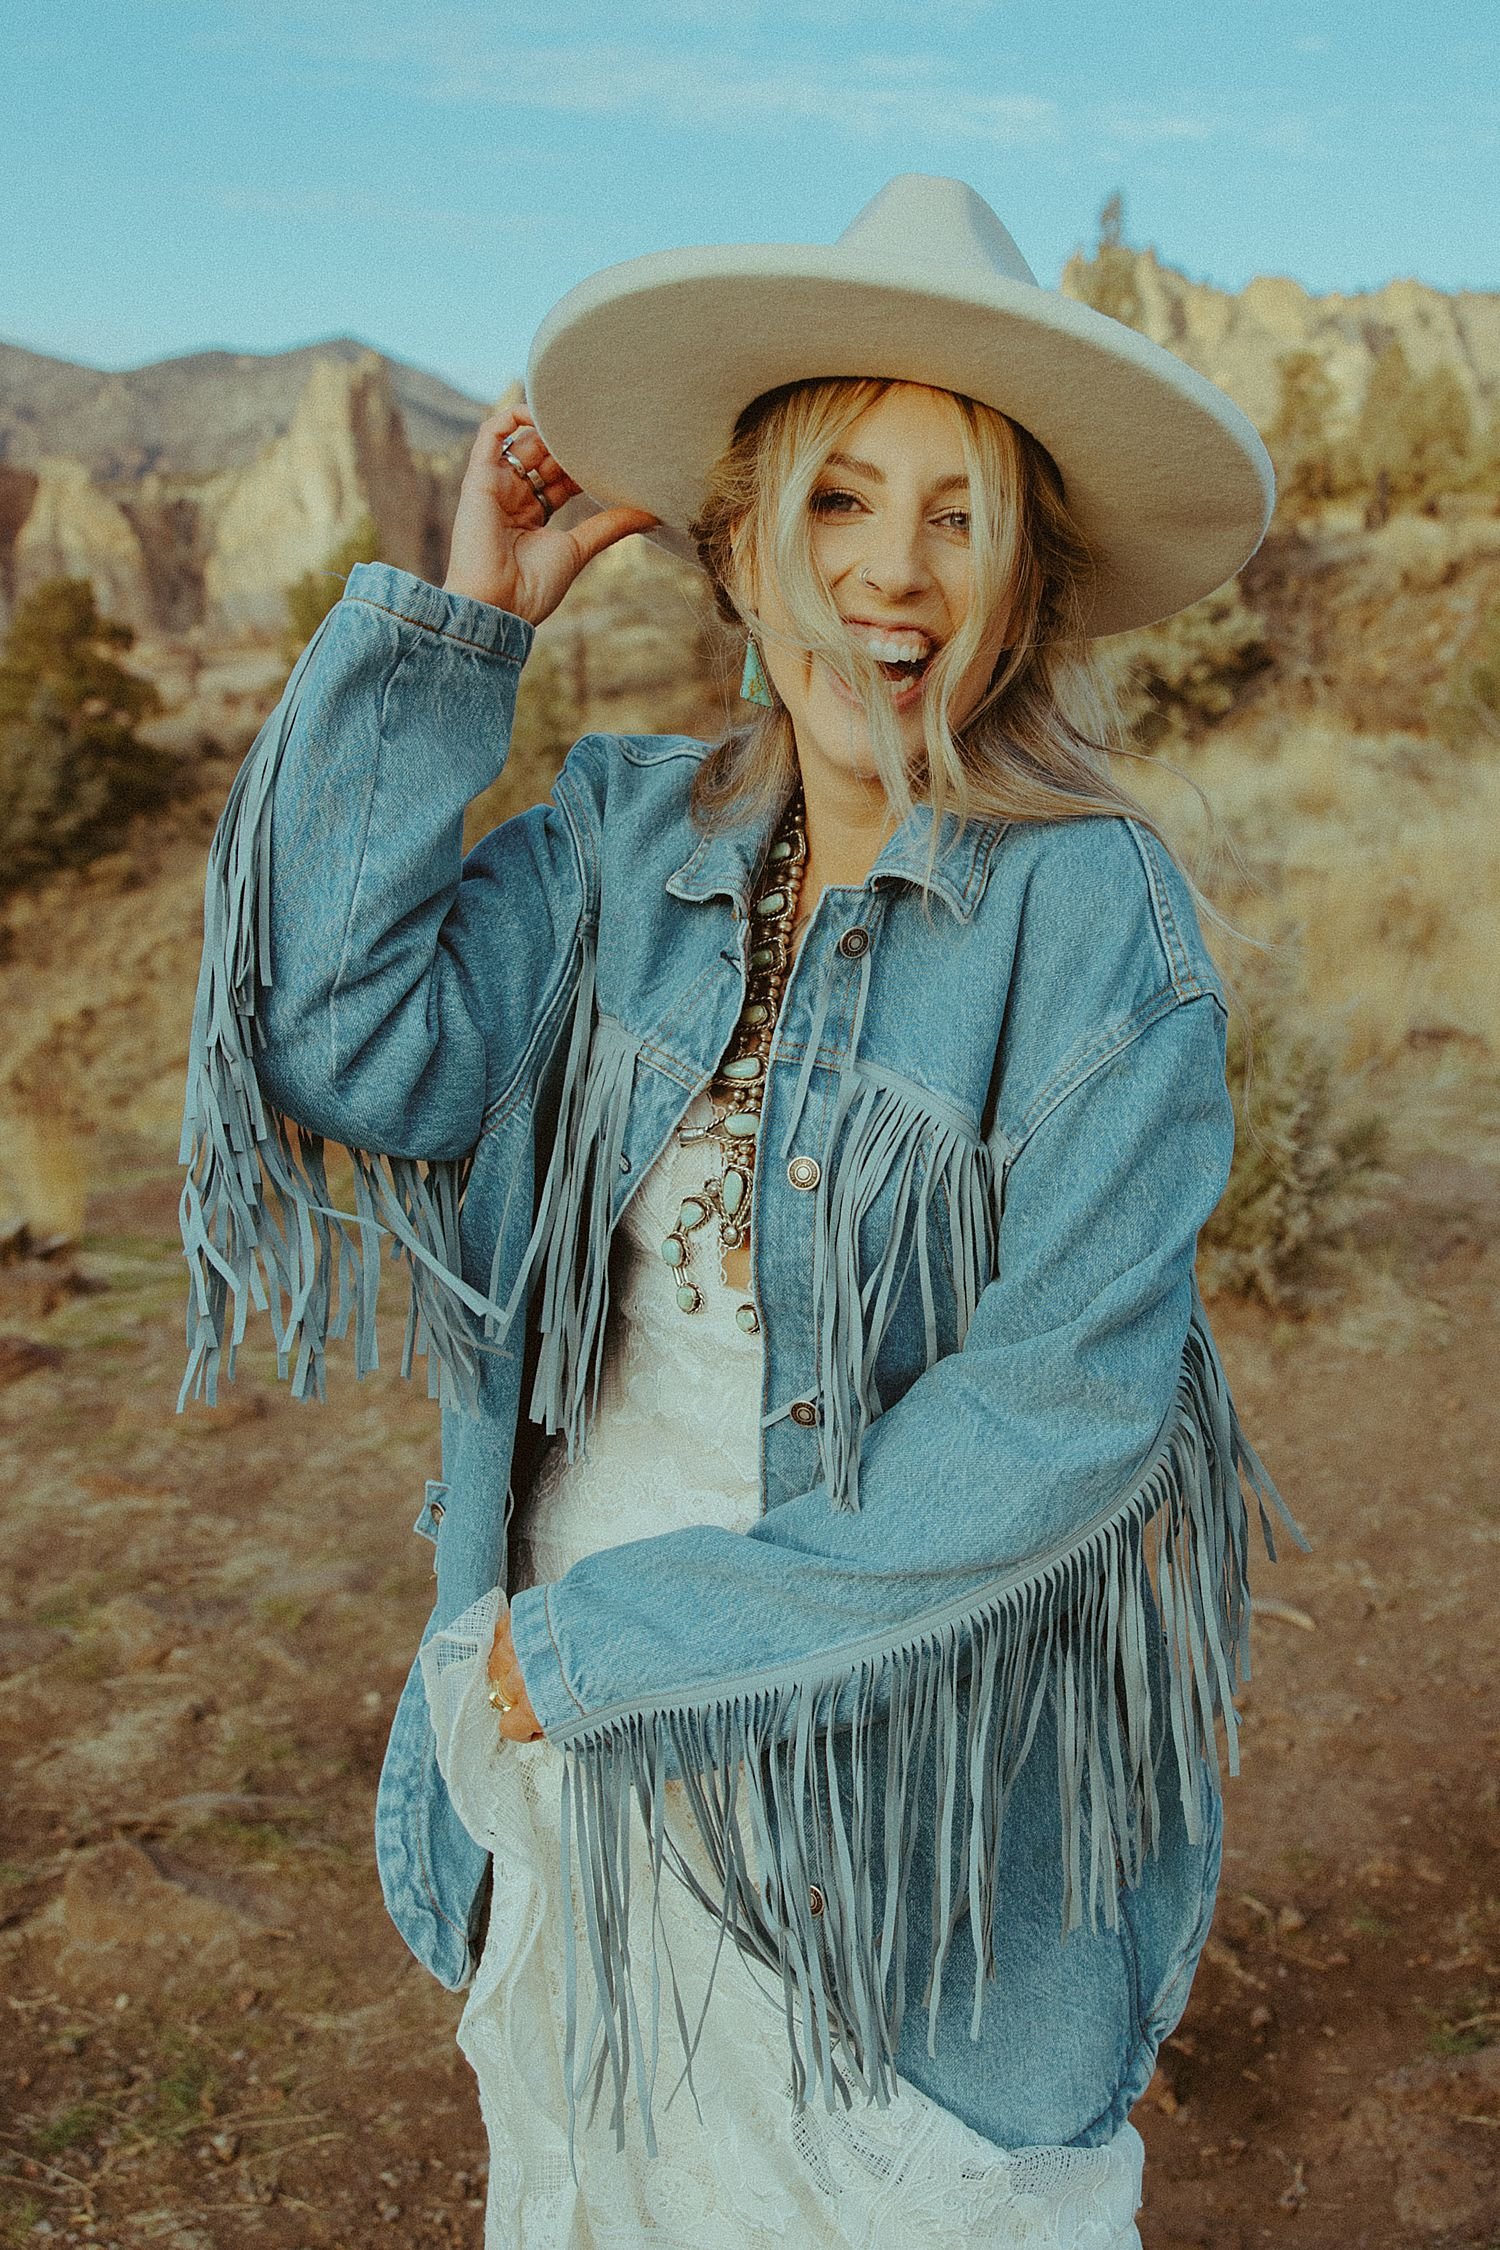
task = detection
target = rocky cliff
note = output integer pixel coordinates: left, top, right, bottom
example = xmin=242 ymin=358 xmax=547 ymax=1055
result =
xmin=1058 ymin=245 xmax=1500 ymax=438
xmin=0 ymin=343 xmax=480 ymax=637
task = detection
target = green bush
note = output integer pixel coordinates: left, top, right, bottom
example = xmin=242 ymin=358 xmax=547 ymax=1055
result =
xmin=1435 ymin=606 xmax=1500 ymax=754
xmin=1106 ymin=581 xmax=1273 ymax=747
xmin=1345 ymin=340 xmax=1475 ymax=508
xmin=1268 ymin=349 xmax=1343 ymax=523
xmin=281 ymin=513 xmax=382 ymax=663
xmin=1269 ymin=337 xmax=1491 ymax=521
xmin=0 ymin=577 xmax=173 ymax=895
xmin=1067 ymin=191 xmax=1149 ymax=334
xmin=1200 ymin=974 xmax=1392 ymax=1310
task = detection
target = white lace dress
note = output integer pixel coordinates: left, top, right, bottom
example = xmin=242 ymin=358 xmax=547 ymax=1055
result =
xmin=421 ymin=1090 xmax=1146 ymax=2249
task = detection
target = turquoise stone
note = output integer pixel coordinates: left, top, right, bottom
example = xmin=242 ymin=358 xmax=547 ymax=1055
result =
xmin=754 ymin=889 xmax=787 ymax=917
xmin=721 ymin=1168 xmax=748 ymax=1216
xmin=676 ymin=1283 xmax=702 ymax=1312
xmin=722 ymin=1055 xmax=762 ymax=1082
xmin=678 ymin=1197 xmax=708 ymax=1230
xmin=750 ymin=944 xmax=776 ymax=969
xmin=660 ymin=1235 xmax=686 ymax=1267
xmin=769 ymin=838 xmax=791 ymax=860
xmin=735 ymin=1303 xmax=760 ymax=1334
xmin=740 ymin=1002 xmax=769 ymax=1027
xmin=724 ymin=1111 xmax=761 ymax=1138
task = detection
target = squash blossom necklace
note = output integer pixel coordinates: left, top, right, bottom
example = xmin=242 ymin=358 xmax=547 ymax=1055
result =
xmin=663 ymin=781 xmax=809 ymax=1332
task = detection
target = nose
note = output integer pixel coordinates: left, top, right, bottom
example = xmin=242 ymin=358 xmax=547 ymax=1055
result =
xmin=850 ymin=517 xmax=935 ymax=601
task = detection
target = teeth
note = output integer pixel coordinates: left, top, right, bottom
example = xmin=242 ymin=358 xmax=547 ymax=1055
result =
xmin=849 ymin=627 xmax=932 ymax=664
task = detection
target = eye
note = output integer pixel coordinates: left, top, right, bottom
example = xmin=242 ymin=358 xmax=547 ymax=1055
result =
xmin=810 ymin=486 xmax=863 ymax=517
xmin=936 ymin=507 xmax=971 ymax=534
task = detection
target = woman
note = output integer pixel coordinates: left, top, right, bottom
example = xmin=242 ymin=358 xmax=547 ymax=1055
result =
xmin=177 ymin=176 xmax=1300 ymax=2246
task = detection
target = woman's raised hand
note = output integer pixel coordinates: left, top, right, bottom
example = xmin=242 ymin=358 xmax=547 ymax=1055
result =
xmin=443 ymin=405 xmax=659 ymax=626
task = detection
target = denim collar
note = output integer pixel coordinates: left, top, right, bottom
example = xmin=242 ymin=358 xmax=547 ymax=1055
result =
xmin=664 ymin=787 xmax=1007 ymax=925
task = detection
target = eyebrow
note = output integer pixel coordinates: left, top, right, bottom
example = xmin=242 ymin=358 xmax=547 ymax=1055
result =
xmin=823 ymin=450 xmax=969 ymax=494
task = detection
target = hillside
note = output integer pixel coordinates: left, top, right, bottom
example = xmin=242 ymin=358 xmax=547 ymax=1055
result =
xmin=0 ymin=335 xmax=488 ymax=479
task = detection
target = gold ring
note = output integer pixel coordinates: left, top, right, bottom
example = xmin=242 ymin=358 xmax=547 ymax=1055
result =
xmin=488 ymin=1680 xmax=515 ymax=1714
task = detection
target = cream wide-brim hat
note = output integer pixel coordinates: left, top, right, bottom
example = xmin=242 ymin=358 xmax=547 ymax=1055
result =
xmin=526 ymin=174 xmax=1273 ymax=639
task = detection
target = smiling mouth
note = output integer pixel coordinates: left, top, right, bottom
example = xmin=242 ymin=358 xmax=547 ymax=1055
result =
xmin=824 ymin=654 xmax=931 ymax=705
xmin=836 ymin=622 xmax=939 ymax=690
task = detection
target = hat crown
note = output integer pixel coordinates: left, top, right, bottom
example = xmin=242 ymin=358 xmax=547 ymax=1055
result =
xmin=834 ymin=173 xmax=1040 ymax=290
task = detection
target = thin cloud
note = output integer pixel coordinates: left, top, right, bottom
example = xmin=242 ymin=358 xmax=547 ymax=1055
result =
xmin=1095 ymin=107 xmax=1216 ymax=145
xmin=206 ymin=4 xmax=1061 ymax=146
xmin=421 ymin=46 xmax=1063 ymax=146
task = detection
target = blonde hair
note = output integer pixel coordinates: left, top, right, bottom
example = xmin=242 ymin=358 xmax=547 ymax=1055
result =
xmin=687 ymin=375 xmax=1175 ymax=902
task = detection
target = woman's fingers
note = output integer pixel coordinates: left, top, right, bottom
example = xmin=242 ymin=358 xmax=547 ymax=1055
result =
xmin=567 ymin=502 xmax=662 ymax=565
xmin=444 ymin=402 xmax=655 ymax=617
xmin=487 ymin=1608 xmax=543 ymax=1742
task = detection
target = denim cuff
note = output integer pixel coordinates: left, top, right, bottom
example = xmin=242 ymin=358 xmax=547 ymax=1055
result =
xmin=506 ymin=1582 xmax=586 ymax=1738
xmin=341 ymin=561 xmax=536 ymax=667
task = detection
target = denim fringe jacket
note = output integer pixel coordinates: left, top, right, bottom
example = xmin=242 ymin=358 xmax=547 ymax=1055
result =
xmin=177 ymin=562 xmax=1300 ymax=2160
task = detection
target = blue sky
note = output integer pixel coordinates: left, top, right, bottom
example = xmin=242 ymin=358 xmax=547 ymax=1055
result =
xmin=6 ymin=0 xmax=1497 ymax=404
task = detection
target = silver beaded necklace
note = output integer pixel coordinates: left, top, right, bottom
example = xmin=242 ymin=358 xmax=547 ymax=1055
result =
xmin=661 ymin=784 xmax=810 ymax=1330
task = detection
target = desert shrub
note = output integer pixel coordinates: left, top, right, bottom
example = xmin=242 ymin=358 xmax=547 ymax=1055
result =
xmin=1434 ymin=606 xmax=1500 ymax=754
xmin=1067 ymin=191 xmax=1149 ymax=334
xmin=1340 ymin=340 xmax=1478 ymax=509
xmin=1200 ymin=972 xmax=1392 ymax=1310
xmin=1105 ymin=581 xmax=1273 ymax=747
xmin=461 ymin=636 xmax=584 ymax=851
xmin=281 ymin=513 xmax=382 ymax=663
xmin=1268 ymin=340 xmax=1491 ymax=523
xmin=0 ymin=577 xmax=172 ymax=895
xmin=1268 ymin=349 xmax=1343 ymax=523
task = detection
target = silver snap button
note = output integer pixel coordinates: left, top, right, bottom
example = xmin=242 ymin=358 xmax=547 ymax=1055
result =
xmin=808 ymin=1883 xmax=825 ymax=1916
xmin=790 ymin=1400 xmax=817 ymax=1428
xmin=786 ymin=1156 xmax=821 ymax=1190
xmin=837 ymin=927 xmax=869 ymax=958
xmin=619 ymin=1153 xmax=631 ymax=1172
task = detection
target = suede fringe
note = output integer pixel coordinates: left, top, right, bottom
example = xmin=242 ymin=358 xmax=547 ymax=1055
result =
xmin=546 ymin=1298 xmax=1304 ymax=2164
xmin=812 ymin=1071 xmax=997 ymax=1513
xmin=176 ymin=612 xmax=532 ymax=1417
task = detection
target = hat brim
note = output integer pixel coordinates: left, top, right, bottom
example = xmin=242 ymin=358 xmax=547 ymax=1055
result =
xmin=526 ymin=244 xmax=1274 ymax=638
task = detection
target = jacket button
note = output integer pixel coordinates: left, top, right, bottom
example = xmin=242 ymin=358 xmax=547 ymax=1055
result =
xmin=786 ymin=1156 xmax=820 ymax=1190
xmin=808 ymin=1883 xmax=826 ymax=1916
xmin=619 ymin=1153 xmax=631 ymax=1173
xmin=837 ymin=927 xmax=870 ymax=958
xmin=790 ymin=1400 xmax=817 ymax=1427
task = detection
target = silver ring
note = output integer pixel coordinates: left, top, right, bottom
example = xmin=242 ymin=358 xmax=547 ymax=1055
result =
xmin=501 ymin=436 xmax=554 ymax=521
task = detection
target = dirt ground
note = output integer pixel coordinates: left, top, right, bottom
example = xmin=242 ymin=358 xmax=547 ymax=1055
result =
xmin=1 ymin=1079 xmax=1497 ymax=2250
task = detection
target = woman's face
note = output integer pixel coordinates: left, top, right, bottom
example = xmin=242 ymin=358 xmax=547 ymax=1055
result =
xmin=749 ymin=382 xmax=1010 ymax=794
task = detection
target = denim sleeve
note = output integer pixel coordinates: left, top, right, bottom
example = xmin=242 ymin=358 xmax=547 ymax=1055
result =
xmin=507 ymin=986 xmax=1237 ymax=1730
xmin=176 ymin=561 xmax=598 ymax=1410
xmin=247 ymin=562 xmax=587 ymax=1160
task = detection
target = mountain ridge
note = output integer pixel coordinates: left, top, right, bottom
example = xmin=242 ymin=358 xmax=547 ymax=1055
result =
xmin=0 ymin=335 xmax=492 ymax=482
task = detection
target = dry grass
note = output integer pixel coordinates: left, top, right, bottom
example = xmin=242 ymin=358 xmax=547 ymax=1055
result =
xmin=0 ymin=1099 xmax=90 ymax=1243
xmin=1124 ymin=715 xmax=1500 ymax=1073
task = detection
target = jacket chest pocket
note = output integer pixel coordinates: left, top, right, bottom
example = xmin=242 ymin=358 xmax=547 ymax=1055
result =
xmin=819 ymin=1077 xmax=998 ymax=1441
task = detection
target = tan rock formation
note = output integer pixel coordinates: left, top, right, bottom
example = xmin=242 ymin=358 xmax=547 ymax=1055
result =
xmin=1060 ymin=247 xmax=1500 ymax=436
xmin=203 ymin=350 xmax=437 ymax=633
xmin=9 ymin=455 xmax=154 ymax=631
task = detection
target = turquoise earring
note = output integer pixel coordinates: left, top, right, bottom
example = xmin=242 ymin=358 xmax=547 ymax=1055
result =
xmin=739 ymin=638 xmax=774 ymax=707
